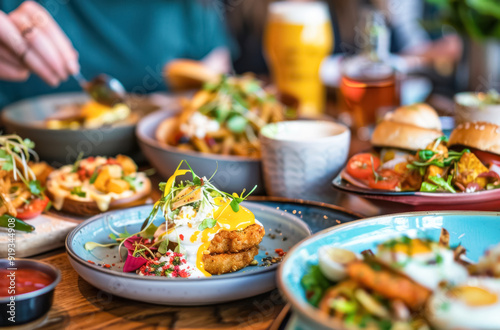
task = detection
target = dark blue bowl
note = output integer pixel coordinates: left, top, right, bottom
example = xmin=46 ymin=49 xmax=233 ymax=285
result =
xmin=0 ymin=259 xmax=61 ymax=326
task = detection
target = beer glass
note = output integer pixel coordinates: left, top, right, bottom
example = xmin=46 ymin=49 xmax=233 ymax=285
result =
xmin=264 ymin=1 xmax=333 ymax=116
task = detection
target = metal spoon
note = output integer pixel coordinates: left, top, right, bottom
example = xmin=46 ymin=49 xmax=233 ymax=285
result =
xmin=73 ymin=72 xmax=126 ymax=106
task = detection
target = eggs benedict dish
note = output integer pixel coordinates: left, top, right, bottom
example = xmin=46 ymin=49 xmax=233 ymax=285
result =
xmin=146 ymin=161 xmax=264 ymax=276
xmin=85 ymin=160 xmax=265 ymax=278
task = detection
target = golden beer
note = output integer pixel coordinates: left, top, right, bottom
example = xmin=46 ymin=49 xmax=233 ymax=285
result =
xmin=264 ymin=2 xmax=333 ymax=116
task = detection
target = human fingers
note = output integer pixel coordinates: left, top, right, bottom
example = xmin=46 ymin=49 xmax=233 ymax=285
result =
xmin=0 ymin=58 xmax=29 ymax=81
xmin=18 ymin=1 xmax=79 ymax=74
xmin=10 ymin=8 xmax=67 ymax=80
xmin=0 ymin=11 xmax=59 ymax=85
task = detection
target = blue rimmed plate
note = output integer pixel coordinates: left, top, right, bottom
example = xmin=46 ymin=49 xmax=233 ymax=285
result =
xmin=66 ymin=202 xmax=311 ymax=305
xmin=278 ymin=211 xmax=500 ymax=330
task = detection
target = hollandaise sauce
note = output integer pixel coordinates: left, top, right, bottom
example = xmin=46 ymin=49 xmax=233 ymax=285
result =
xmin=166 ymin=198 xmax=259 ymax=277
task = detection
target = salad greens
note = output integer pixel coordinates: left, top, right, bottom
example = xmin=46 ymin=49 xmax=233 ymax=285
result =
xmin=301 ymin=265 xmax=332 ymax=307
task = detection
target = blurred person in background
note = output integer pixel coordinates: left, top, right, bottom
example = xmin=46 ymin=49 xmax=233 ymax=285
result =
xmin=0 ymin=0 xmax=234 ymax=108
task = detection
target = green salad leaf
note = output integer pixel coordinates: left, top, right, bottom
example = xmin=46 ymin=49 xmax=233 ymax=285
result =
xmin=301 ymin=265 xmax=332 ymax=307
xmin=420 ymin=182 xmax=439 ymax=192
xmin=428 ymin=175 xmax=456 ymax=193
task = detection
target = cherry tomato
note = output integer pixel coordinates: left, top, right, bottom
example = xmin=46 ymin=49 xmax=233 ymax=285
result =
xmin=346 ymin=153 xmax=381 ymax=180
xmin=16 ymin=195 xmax=50 ymax=220
xmin=368 ymin=169 xmax=400 ymax=190
xmin=106 ymin=158 xmax=120 ymax=165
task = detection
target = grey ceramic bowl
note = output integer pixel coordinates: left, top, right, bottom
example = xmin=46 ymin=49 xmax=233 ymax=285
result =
xmin=136 ymin=110 xmax=265 ymax=195
xmin=1 ymin=92 xmax=160 ymax=166
xmin=0 ymin=259 xmax=61 ymax=326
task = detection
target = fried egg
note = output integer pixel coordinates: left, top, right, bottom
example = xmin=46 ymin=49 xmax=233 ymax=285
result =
xmin=318 ymin=246 xmax=358 ymax=282
xmin=427 ymin=278 xmax=500 ymax=330
xmin=377 ymin=238 xmax=469 ymax=290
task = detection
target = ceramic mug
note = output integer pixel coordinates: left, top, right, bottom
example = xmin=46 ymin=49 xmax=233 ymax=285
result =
xmin=455 ymin=92 xmax=500 ymax=126
xmin=259 ymin=120 xmax=350 ymax=200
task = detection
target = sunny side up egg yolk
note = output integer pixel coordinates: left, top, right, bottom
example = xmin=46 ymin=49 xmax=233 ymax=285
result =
xmin=380 ymin=239 xmax=432 ymax=256
xmin=194 ymin=197 xmax=256 ymax=277
xmin=450 ymin=286 xmax=499 ymax=307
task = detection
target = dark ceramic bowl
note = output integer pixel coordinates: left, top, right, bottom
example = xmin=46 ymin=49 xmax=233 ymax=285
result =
xmin=1 ymin=92 xmax=161 ymax=166
xmin=136 ymin=110 xmax=265 ymax=195
xmin=0 ymin=259 xmax=61 ymax=326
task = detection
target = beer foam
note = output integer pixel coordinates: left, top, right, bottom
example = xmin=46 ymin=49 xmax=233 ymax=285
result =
xmin=268 ymin=2 xmax=330 ymax=25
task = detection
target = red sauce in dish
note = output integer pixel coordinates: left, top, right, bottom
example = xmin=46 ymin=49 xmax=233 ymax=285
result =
xmin=0 ymin=269 xmax=53 ymax=297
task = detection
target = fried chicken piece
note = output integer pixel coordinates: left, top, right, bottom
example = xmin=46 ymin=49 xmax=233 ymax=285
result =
xmin=203 ymin=246 xmax=259 ymax=275
xmin=346 ymin=261 xmax=431 ymax=311
xmin=208 ymin=224 xmax=265 ymax=254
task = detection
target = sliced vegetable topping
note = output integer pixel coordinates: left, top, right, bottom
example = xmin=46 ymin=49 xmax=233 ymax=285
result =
xmin=346 ymin=153 xmax=381 ymax=180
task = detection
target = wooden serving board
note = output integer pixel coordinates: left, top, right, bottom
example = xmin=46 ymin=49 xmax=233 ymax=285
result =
xmin=0 ymin=213 xmax=80 ymax=258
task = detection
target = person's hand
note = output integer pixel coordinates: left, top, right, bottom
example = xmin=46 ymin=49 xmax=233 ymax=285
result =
xmin=0 ymin=1 xmax=79 ymax=86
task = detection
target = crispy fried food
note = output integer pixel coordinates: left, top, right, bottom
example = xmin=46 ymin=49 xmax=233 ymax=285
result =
xmin=29 ymin=161 xmax=53 ymax=185
xmin=203 ymin=246 xmax=259 ymax=275
xmin=208 ymin=224 xmax=265 ymax=254
xmin=455 ymin=152 xmax=489 ymax=188
xmin=346 ymin=261 xmax=431 ymax=311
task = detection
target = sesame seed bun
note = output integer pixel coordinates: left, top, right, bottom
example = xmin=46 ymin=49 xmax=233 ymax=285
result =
xmin=448 ymin=121 xmax=500 ymax=156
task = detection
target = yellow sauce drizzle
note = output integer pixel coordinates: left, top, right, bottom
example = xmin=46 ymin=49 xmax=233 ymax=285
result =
xmin=379 ymin=238 xmax=432 ymax=256
xmin=194 ymin=198 xmax=256 ymax=277
xmin=196 ymin=242 xmax=212 ymax=277
xmin=190 ymin=231 xmax=201 ymax=243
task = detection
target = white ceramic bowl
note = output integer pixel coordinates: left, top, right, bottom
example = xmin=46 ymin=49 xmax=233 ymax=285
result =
xmin=455 ymin=92 xmax=500 ymax=126
xmin=259 ymin=120 xmax=350 ymax=199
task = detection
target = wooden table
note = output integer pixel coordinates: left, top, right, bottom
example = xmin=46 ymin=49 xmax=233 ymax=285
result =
xmin=33 ymin=249 xmax=286 ymax=330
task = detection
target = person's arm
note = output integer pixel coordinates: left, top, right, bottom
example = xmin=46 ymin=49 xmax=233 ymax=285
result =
xmin=0 ymin=1 xmax=78 ymax=85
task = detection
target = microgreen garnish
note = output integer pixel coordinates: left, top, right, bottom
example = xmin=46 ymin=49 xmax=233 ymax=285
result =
xmin=370 ymin=156 xmax=383 ymax=183
xmin=109 ymin=228 xmax=131 ymax=240
xmin=158 ymin=239 xmax=169 ymax=254
xmin=89 ymin=169 xmax=99 ymax=184
xmin=123 ymin=175 xmax=141 ymax=192
xmin=28 ymin=180 xmax=45 ymax=196
xmin=71 ymin=152 xmax=84 ymax=173
xmin=0 ymin=135 xmax=38 ymax=184
xmin=198 ymin=218 xmax=217 ymax=231
xmin=229 ymin=186 xmax=257 ymax=212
